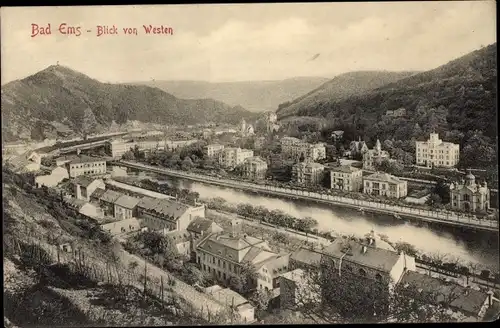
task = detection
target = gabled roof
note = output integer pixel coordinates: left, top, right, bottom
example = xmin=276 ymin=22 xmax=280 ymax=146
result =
xmin=68 ymin=155 xmax=106 ymax=165
xmin=187 ymin=218 xmax=217 ymax=234
xmin=330 ymin=165 xmax=361 ymax=174
xmin=114 ymin=194 xmax=140 ymax=209
xmin=398 ymin=271 xmax=489 ymax=317
xmin=321 ymin=238 xmax=401 ymax=273
xmin=137 ymin=197 xmax=190 ymax=220
xmin=290 ymin=247 xmax=323 ymax=267
xmin=99 ymin=189 xmax=123 ymax=203
xmin=73 ymin=176 xmax=100 ymax=188
xmin=364 ymin=172 xmax=404 ymax=185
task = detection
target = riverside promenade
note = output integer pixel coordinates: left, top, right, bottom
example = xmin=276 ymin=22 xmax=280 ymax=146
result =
xmin=113 ymin=160 xmax=498 ymax=233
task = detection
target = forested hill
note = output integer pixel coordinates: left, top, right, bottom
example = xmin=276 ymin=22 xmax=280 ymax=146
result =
xmin=1 ymin=65 xmax=257 ymax=142
xmin=278 ymin=43 xmax=497 ymax=172
xmin=275 ymin=71 xmax=417 ymax=118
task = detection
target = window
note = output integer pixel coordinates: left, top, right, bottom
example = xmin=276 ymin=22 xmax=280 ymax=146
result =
xmin=218 ymin=259 xmax=221 ymax=267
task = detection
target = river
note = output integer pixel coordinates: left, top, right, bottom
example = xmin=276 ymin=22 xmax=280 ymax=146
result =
xmin=117 ymin=168 xmax=499 ymax=271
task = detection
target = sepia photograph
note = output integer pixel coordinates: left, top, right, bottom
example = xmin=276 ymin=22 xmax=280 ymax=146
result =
xmin=1 ymin=2 xmax=498 ymax=326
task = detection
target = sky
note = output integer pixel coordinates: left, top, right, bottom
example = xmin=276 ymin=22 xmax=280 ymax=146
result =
xmin=1 ymin=2 xmax=496 ymax=84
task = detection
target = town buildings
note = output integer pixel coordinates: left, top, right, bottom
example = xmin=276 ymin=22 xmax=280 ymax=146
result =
xmin=349 ymin=138 xmax=369 ymax=159
xmin=363 ymin=139 xmax=390 ymax=170
xmin=195 ymin=219 xmax=287 ymax=291
xmin=137 ymin=197 xmax=206 ymax=233
xmin=449 ymin=171 xmax=490 ymax=212
xmin=73 ymin=177 xmax=106 ymax=201
xmin=106 ymin=137 xmax=198 ymax=158
xmin=240 ymin=119 xmax=255 ymax=136
xmin=280 ymin=268 xmax=321 ymax=310
xmin=64 ymin=198 xmax=102 ymax=219
xmin=204 ymin=144 xmax=225 ymax=159
xmin=113 ymin=194 xmax=140 ymax=220
xmin=92 ymin=189 xmax=122 ymax=216
xmin=100 ymin=218 xmax=141 ymax=236
xmin=416 ymin=133 xmax=460 ymax=168
xmin=66 ymin=156 xmax=106 ymax=178
xmin=363 ymin=172 xmax=408 ymax=199
xmin=385 ymin=107 xmax=406 ymax=118
xmin=204 ymin=285 xmax=256 ymax=323
xmin=253 ymin=136 xmax=267 ymax=150
xmin=330 ymin=165 xmax=363 ymax=192
xmin=281 ymin=137 xmax=326 ymax=161
xmin=242 ymin=156 xmax=268 ymax=180
xmin=397 ymin=270 xmax=492 ymax=321
xmin=218 ymin=147 xmax=254 ymax=169
xmin=292 ymin=161 xmax=325 ymax=186
xmin=6 ymin=151 xmax=42 ymax=173
xmin=106 ymin=139 xmax=135 ymax=158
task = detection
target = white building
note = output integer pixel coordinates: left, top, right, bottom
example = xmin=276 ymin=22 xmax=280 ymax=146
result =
xmin=449 ymin=171 xmax=490 ymax=212
xmin=292 ymin=161 xmax=325 ymax=186
xmin=35 ymin=166 xmax=69 ymax=188
xmin=242 ymin=156 xmax=268 ymax=180
xmin=280 ymin=137 xmax=326 ymax=162
xmin=363 ymin=172 xmax=408 ymax=199
xmin=204 ymin=144 xmax=225 ymax=159
xmin=66 ymin=156 xmax=107 ymax=178
xmin=330 ymin=165 xmax=363 ymax=192
xmin=416 ymin=133 xmax=460 ymax=168
xmin=363 ymin=139 xmax=391 ymax=170
xmin=204 ymin=285 xmax=256 ymax=323
xmin=218 ymin=147 xmax=254 ymax=169
xmin=106 ymin=139 xmax=137 ymax=158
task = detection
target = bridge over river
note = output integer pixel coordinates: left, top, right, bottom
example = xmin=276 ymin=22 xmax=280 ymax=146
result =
xmin=111 ymin=160 xmax=498 ymax=233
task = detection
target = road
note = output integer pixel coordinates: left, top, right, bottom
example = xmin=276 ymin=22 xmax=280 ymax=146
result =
xmin=207 ymin=209 xmax=332 ymax=247
xmin=115 ymin=160 xmax=498 ymax=233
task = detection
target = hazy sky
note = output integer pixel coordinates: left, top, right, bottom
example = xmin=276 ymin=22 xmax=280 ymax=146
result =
xmin=1 ymin=2 xmax=496 ymax=84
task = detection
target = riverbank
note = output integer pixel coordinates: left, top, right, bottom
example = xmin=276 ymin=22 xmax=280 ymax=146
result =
xmin=115 ymin=161 xmax=498 ymax=233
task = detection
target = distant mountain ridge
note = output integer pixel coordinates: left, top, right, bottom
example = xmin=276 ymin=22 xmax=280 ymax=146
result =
xmin=1 ymin=65 xmax=258 ymax=142
xmin=283 ymin=43 xmax=497 ymax=140
xmin=276 ymin=70 xmax=418 ymax=119
xmin=130 ymin=77 xmax=330 ymax=112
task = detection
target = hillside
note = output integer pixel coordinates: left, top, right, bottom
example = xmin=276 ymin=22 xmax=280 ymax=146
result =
xmin=131 ymin=77 xmax=329 ymax=112
xmin=287 ymin=44 xmax=497 ymax=141
xmin=275 ymin=71 xmax=417 ymax=118
xmin=1 ymin=65 xmax=257 ymax=142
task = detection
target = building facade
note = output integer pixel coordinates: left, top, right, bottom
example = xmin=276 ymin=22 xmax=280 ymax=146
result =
xmin=204 ymin=144 xmax=225 ymax=159
xmin=363 ymin=139 xmax=390 ymax=170
xmin=137 ymin=197 xmax=206 ymax=233
xmin=330 ymin=165 xmax=363 ymax=192
xmin=363 ymin=172 xmax=408 ymax=199
xmin=416 ymin=133 xmax=460 ymax=168
xmin=73 ymin=177 xmax=106 ymax=201
xmin=218 ymin=147 xmax=254 ymax=169
xmin=67 ymin=156 xmax=107 ymax=178
xmin=292 ymin=161 xmax=325 ymax=186
xmin=449 ymin=171 xmax=490 ymax=212
xmin=281 ymin=137 xmax=326 ymax=162
xmin=242 ymin=156 xmax=268 ymax=180
xmin=113 ymin=194 xmax=140 ymax=220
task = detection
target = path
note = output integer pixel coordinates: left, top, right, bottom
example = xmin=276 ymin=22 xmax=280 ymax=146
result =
xmin=115 ymin=161 xmax=498 ymax=233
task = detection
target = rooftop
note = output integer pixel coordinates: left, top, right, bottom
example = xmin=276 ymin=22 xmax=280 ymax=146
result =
xmin=398 ymin=271 xmax=489 ymax=316
xmin=99 ymin=189 xmax=123 ymax=203
xmin=407 ymin=189 xmax=431 ymax=199
xmin=68 ymin=155 xmax=106 ymax=165
xmin=187 ymin=217 xmax=216 ymax=234
xmin=290 ymin=247 xmax=323 ymax=267
xmin=330 ymin=165 xmax=361 ymax=174
xmin=294 ymin=161 xmax=325 ymax=169
xmin=365 ymin=172 xmax=404 ymax=185
xmin=281 ymin=268 xmax=306 ymax=283
xmin=73 ymin=176 xmax=101 ymax=188
xmin=321 ymin=238 xmax=401 ymax=273
xmin=90 ymin=188 xmax=106 ymax=200
xmin=114 ymin=194 xmax=141 ymax=209
xmin=137 ymin=197 xmax=190 ymax=220
xmin=205 ymin=286 xmax=249 ymax=308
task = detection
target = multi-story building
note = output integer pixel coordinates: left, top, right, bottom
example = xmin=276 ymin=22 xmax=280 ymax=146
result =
xmin=254 ymin=137 xmax=266 ymax=150
xmin=449 ymin=171 xmax=490 ymax=212
xmin=66 ymin=156 xmax=106 ymax=178
xmin=363 ymin=139 xmax=390 ymax=170
xmin=106 ymin=139 xmax=137 ymax=158
xmin=281 ymin=137 xmax=326 ymax=161
xmin=165 ymin=139 xmax=198 ymax=151
xmin=113 ymin=194 xmax=140 ymax=220
xmin=204 ymin=144 xmax=225 ymax=159
xmin=292 ymin=161 xmax=325 ymax=186
xmin=330 ymin=165 xmax=363 ymax=192
xmin=242 ymin=156 xmax=268 ymax=180
xmin=416 ymin=133 xmax=460 ymax=168
xmin=280 ymin=268 xmax=321 ymax=310
xmin=93 ymin=189 xmax=123 ymax=217
xmin=218 ymin=147 xmax=254 ymax=169
xmin=137 ymin=197 xmax=206 ymax=233
xmin=349 ymin=138 xmax=369 ymax=159
xmin=363 ymin=172 xmax=408 ymax=199
xmin=195 ymin=219 xmax=287 ymax=291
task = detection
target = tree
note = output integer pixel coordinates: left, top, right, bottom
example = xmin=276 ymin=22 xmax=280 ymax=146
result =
xmin=122 ymin=150 xmax=135 ymax=160
xmin=426 ymin=193 xmax=442 ymax=208
xmin=249 ymin=289 xmax=272 ymax=312
xmin=182 ymin=263 xmax=210 ymax=286
xmin=181 ymin=157 xmax=194 ymax=171
xmin=82 ymin=108 xmax=98 ymax=136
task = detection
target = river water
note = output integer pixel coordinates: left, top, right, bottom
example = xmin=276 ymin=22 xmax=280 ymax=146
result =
xmin=119 ymin=168 xmax=499 ymax=271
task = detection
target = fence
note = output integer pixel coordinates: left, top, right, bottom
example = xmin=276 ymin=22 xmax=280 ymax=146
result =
xmin=118 ymin=161 xmax=498 ymax=231
xmin=5 ymin=225 xmax=231 ymax=323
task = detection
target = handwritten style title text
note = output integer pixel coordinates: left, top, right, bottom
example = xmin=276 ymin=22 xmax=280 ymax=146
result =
xmin=31 ymin=24 xmax=174 ymax=38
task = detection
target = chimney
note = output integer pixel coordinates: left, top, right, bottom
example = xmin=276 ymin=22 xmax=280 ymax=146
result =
xmin=362 ymin=245 xmax=367 ymax=254
xmin=231 ymin=218 xmax=242 ymax=237
xmin=76 ymin=148 xmax=81 ymax=156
